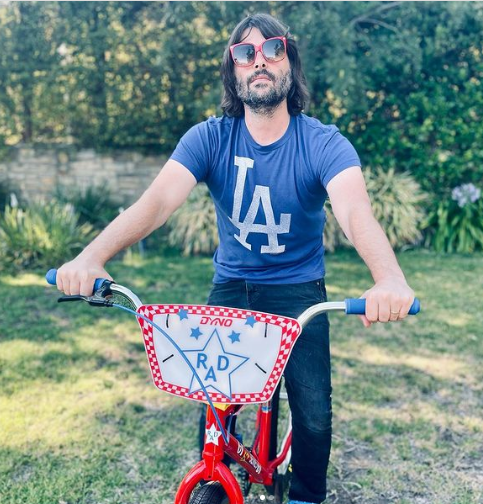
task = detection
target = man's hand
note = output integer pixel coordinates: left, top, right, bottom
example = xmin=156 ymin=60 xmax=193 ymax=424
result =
xmin=56 ymin=256 xmax=113 ymax=297
xmin=359 ymin=277 xmax=415 ymax=328
xmin=327 ymin=167 xmax=416 ymax=328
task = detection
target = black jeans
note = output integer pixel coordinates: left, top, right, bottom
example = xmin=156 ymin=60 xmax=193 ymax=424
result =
xmin=206 ymin=279 xmax=331 ymax=503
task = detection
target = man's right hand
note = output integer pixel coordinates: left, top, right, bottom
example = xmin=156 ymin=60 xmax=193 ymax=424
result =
xmin=56 ymin=257 xmax=113 ymax=297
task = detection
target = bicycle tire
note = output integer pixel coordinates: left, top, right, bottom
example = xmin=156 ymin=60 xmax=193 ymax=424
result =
xmin=189 ymin=482 xmax=229 ymax=504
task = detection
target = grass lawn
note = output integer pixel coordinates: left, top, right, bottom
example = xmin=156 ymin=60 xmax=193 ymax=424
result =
xmin=0 ymin=250 xmax=482 ymax=504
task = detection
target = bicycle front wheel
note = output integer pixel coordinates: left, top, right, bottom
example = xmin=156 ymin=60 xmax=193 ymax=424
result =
xmin=189 ymin=482 xmax=229 ymax=504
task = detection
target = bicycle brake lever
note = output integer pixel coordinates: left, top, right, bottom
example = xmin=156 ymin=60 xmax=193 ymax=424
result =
xmin=58 ymin=295 xmax=86 ymax=303
xmin=57 ymin=294 xmax=113 ymax=307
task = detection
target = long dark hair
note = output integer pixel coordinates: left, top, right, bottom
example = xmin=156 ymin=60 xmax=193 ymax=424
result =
xmin=221 ymin=13 xmax=310 ymax=117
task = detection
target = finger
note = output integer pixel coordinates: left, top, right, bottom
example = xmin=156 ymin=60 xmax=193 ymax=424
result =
xmin=398 ymin=298 xmax=413 ymax=319
xmin=364 ymin=296 xmax=379 ymax=324
xmin=62 ymin=277 xmax=71 ymax=296
xmin=57 ymin=275 xmax=64 ymax=293
xmin=69 ymin=279 xmax=81 ymax=297
xmin=359 ymin=314 xmax=372 ymax=328
xmin=378 ymin=296 xmax=394 ymax=323
xmin=80 ymin=279 xmax=95 ymax=297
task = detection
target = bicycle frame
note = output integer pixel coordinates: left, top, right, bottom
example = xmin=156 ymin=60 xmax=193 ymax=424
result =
xmin=175 ymin=397 xmax=291 ymax=504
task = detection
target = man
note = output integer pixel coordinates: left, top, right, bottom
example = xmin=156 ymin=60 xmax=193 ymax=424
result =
xmin=56 ymin=13 xmax=415 ymax=504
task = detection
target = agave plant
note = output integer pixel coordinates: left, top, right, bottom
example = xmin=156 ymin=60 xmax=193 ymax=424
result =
xmin=54 ymin=184 xmax=121 ymax=230
xmin=168 ymin=184 xmax=218 ymax=256
xmin=0 ymin=200 xmax=95 ymax=271
xmin=324 ymin=167 xmax=428 ymax=252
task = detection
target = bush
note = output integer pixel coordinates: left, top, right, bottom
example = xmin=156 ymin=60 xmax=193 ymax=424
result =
xmin=0 ymin=180 xmax=10 ymax=212
xmin=423 ymin=183 xmax=483 ymax=253
xmin=168 ymin=184 xmax=218 ymax=256
xmin=0 ymin=200 xmax=95 ymax=271
xmin=54 ymin=185 xmax=121 ymax=230
xmin=324 ymin=167 xmax=428 ymax=252
xmin=0 ymin=180 xmax=23 ymax=213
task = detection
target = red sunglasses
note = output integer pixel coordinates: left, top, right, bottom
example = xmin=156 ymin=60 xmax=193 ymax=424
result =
xmin=230 ymin=36 xmax=287 ymax=67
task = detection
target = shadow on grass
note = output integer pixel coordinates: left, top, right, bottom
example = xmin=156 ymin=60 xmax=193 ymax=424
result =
xmin=0 ymin=348 xmax=127 ymax=395
xmin=0 ymin=398 xmax=202 ymax=504
xmin=0 ymin=280 xmax=94 ymax=343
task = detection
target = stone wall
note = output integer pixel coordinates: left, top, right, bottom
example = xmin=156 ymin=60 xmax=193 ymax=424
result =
xmin=0 ymin=144 xmax=167 ymax=205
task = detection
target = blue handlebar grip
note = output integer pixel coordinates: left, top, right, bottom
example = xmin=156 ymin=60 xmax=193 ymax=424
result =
xmin=345 ymin=298 xmax=420 ymax=315
xmin=46 ymin=269 xmax=58 ymax=286
xmin=45 ymin=269 xmax=108 ymax=293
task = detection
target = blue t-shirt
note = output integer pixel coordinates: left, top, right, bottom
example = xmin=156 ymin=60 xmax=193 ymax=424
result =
xmin=171 ymin=114 xmax=361 ymax=284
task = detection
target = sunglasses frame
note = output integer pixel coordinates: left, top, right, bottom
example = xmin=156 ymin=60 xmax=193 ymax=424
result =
xmin=230 ymin=36 xmax=287 ymax=67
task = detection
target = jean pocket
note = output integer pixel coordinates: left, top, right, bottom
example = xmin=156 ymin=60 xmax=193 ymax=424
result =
xmin=317 ymin=279 xmax=328 ymax=302
xmin=294 ymin=279 xmax=326 ymax=303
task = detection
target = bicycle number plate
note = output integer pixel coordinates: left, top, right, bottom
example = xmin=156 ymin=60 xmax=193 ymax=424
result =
xmin=137 ymin=304 xmax=302 ymax=404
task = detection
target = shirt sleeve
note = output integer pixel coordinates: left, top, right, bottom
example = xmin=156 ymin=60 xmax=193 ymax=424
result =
xmin=319 ymin=131 xmax=361 ymax=188
xmin=170 ymin=121 xmax=213 ymax=183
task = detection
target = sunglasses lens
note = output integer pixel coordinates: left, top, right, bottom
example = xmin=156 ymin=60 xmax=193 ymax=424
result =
xmin=232 ymin=44 xmax=256 ymax=66
xmin=262 ymin=38 xmax=285 ymax=61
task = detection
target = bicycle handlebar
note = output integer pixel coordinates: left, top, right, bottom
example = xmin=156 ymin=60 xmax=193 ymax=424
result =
xmin=345 ymin=297 xmax=420 ymax=315
xmin=46 ymin=268 xmax=420 ymax=316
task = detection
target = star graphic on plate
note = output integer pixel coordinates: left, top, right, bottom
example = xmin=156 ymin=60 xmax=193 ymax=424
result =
xmin=245 ymin=315 xmax=257 ymax=327
xmin=205 ymin=423 xmax=222 ymax=446
xmin=184 ymin=329 xmax=249 ymax=399
xmin=228 ymin=331 xmax=241 ymax=343
xmin=190 ymin=327 xmax=203 ymax=340
xmin=177 ymin=308 xmax=189 ymax=320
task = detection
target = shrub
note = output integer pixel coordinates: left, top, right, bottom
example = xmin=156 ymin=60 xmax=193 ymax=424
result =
xmin=324 ymin=167 xmax=428 ymax=252
xmin=168 ymin=184 xmax=218 ymax=256
xmin=0 ymin=200 xmax=95 ymax=271
xmin=423 ymin=183 xmax=483 ymax=253
xmin=0 ymin=180 xmax=10 ymax=212
xmin=54 ymin=184 xmax=121 ymax=230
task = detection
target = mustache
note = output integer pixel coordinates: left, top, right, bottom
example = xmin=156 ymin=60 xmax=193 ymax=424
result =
xmin=248 ymin=70 xmax=276 ymax=85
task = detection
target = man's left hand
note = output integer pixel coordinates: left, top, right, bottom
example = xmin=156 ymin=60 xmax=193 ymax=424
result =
xmin=359 ymin=277 xmax=415 ymax=328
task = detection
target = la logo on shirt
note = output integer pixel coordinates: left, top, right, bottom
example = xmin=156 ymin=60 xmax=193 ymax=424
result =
xmin=229 ymin=156 xmax=291 ymax=254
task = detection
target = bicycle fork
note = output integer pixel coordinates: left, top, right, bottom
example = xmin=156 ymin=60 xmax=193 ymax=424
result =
xmin=174 ymin=406 xmax=273 ymax=503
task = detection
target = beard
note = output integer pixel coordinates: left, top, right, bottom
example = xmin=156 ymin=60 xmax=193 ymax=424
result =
xmin=235 ymin=68 xmax=293 ymax=116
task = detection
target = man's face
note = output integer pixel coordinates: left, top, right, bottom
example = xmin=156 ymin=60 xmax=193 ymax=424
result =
xmin=234 ymin=28 xmax=292 ymax=114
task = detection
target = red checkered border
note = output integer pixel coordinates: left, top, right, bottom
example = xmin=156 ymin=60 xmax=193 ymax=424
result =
xmin=136 ymin=304 xmax=302 ymax=404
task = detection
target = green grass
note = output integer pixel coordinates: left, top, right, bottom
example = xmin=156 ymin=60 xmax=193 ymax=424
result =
xmin=0 ymin=250 xmax=482 ymax=503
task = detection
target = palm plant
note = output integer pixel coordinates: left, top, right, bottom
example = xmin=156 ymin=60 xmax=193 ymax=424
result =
xmin=168 ymin=184 xmax=218 ymax=256
xmin=324 ymin=167 xmax=428 ymax=252
xmin=0 ymin=200 xmax=94 ymax=271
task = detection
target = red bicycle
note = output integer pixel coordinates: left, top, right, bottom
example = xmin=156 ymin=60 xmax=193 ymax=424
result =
xmin=46 ymin=269 xmax=419 ymax=504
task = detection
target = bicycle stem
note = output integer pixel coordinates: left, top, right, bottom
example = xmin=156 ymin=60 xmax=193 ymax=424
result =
xmin=297 ymin=301 xmax=346 ymax=328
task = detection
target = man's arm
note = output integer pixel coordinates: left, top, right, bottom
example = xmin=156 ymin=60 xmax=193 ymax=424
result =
xmin=57 ymin=160 xmax=197 ymax=296
xmin=326 ymin=166 xmax=414 ymax=327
